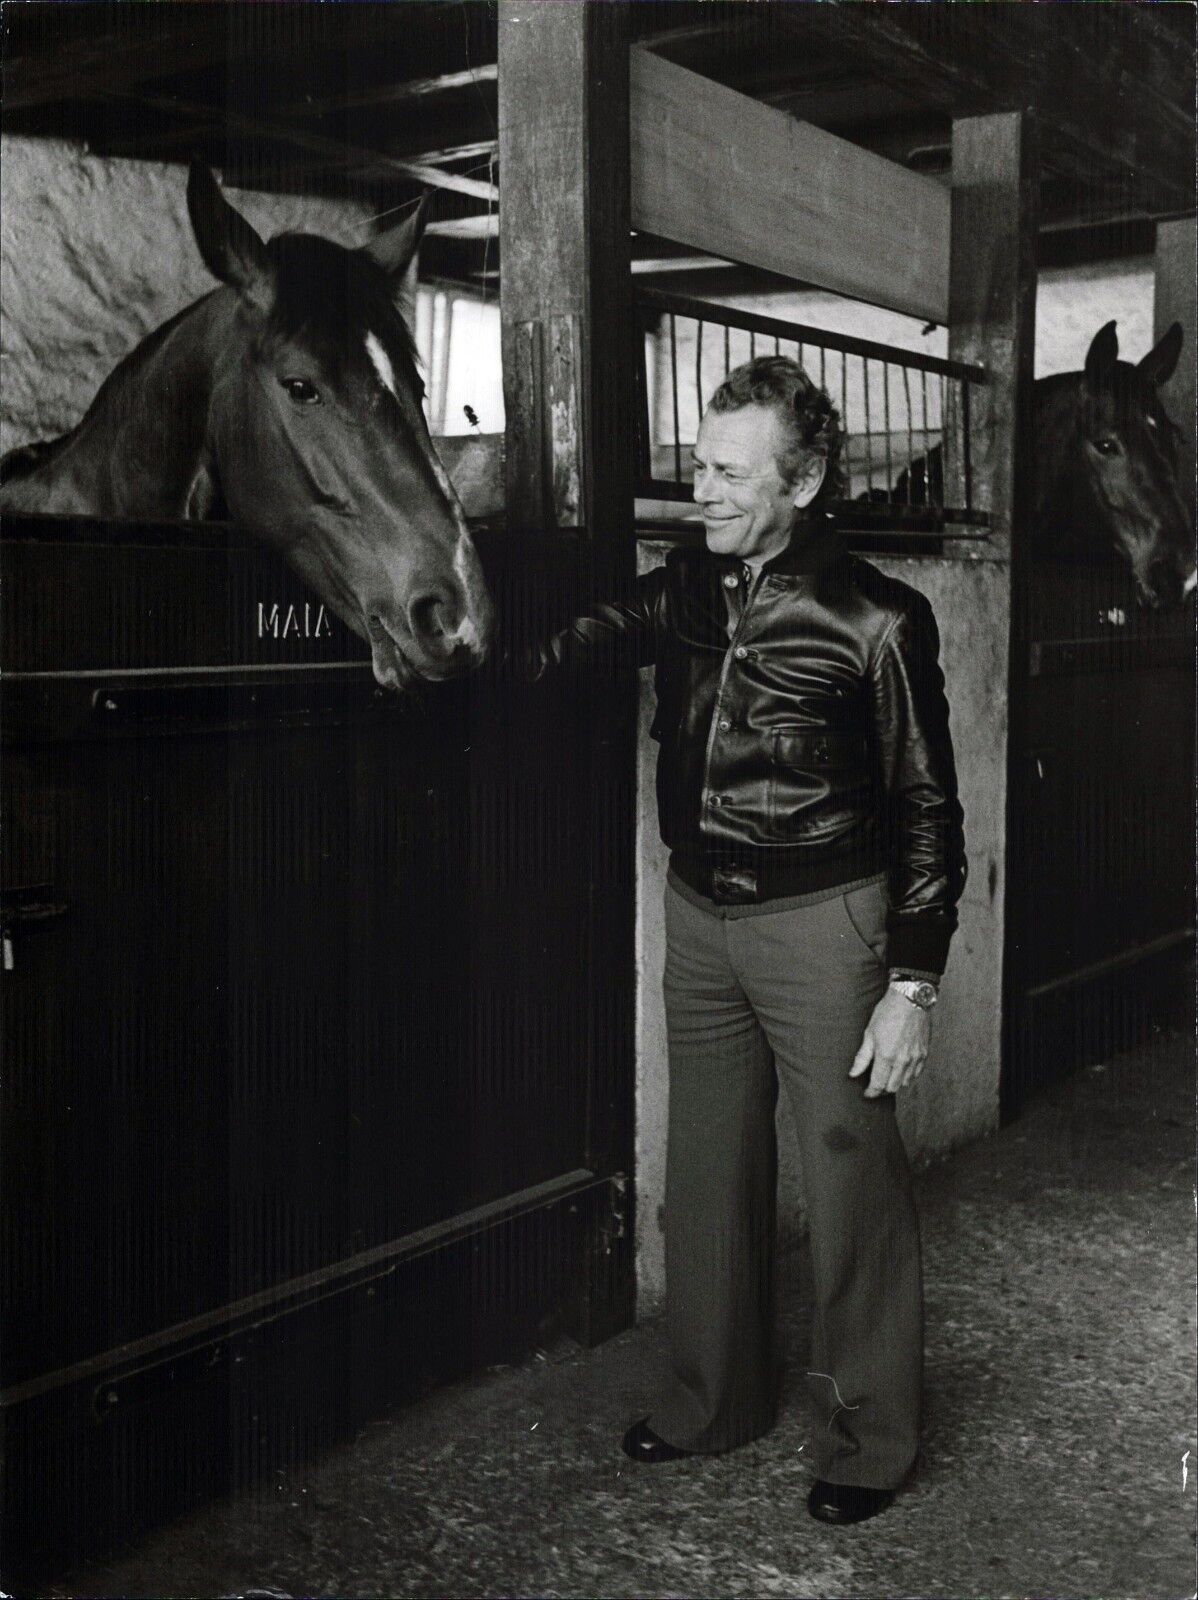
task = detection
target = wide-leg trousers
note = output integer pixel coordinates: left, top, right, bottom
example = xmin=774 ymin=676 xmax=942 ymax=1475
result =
xmin=648 ymin=873 xmax=923 ymax=1489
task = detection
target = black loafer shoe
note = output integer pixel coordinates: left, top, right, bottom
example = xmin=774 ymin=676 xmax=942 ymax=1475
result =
xmin=807 ymin=1479 xmax=895 ymax=1524
xmin=621 ymin=1417 xmax=694 ymax=1463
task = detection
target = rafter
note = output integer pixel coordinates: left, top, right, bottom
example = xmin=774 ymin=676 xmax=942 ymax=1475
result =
xmin=109 ymin=91 xmax=499 ymax=204
xmin=275 ymin=63 xmax=497 ymax=119
xmin=771 ymin=6 xmax=1192 ymax=213
xmin=1 ymin=13 xmax=232 ymax=114
xmin=425 ymin=214 xmax=499 ymax=240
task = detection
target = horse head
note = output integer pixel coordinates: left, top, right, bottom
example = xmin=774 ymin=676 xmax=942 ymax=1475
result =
xmin=187 ymin=163 xmax=493 ymax=687
xmin=1038 ymin=319 xmax=1194 ymax=610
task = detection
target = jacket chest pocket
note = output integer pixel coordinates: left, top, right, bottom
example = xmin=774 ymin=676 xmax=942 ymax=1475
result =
xmin=768 ymin=728 xmax=870 ymax=840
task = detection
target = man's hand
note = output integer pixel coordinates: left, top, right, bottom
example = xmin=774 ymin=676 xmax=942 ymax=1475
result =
xmin=849 ymin=988 xmax=932 ymax=1098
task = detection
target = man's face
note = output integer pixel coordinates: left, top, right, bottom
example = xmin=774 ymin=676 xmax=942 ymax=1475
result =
xmin=692 ymin=404 xmax=822 ymax=562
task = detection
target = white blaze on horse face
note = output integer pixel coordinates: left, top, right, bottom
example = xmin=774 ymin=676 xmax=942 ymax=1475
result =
xmin=364 ymin=332 xmax=399 ymax=402
xmin=364 ymin=327 xmax=484 ymax=655
xmin=452 ymin=531 xmax=481 ymax=652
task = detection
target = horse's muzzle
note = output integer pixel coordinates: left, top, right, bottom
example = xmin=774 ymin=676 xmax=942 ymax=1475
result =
xmin=406 ymin=571 xmax=494 ymax=668
xmin=367 ymin=597 xmax=490 ymax=692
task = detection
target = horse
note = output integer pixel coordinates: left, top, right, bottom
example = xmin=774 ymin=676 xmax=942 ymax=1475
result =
xmin=0 ymin=163 xmax=493 ymax=689
xmin=864 ymin=321 xmax=1195 ymax=610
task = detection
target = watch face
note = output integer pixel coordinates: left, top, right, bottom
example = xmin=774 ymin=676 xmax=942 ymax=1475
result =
xmin=912 ymin=982 xmax=937 ymax=1007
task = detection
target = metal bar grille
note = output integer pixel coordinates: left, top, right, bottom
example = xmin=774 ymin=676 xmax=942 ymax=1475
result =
xmin=634 ymin=289 xmax=989 ymax=542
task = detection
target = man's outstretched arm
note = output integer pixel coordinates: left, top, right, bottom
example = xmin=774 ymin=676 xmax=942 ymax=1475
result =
xmin=500 ymin=563 xmax=668 ymax=682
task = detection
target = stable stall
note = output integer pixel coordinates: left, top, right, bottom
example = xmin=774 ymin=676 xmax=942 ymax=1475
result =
xmin=1 ymin=2 xmax=1192 ymax=1582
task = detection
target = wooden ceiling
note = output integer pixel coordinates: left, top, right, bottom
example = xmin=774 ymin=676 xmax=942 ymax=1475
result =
xmin=3 ymin=1 xmax=1192 ymax=291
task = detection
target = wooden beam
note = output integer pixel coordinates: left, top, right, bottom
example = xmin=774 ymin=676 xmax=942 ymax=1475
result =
xmin=628 ymin=48 xmax=950 ymax=323
xmin=425 ymin=214 xmax=498 ymax=240
xmin=412 ymin=139 xmax=498 ymax=169
xmin=499 ymin=1 xmax=636 ymax=1348
xmin=944 ymin=113 xmax=1039 ymax=563
xmin=631 ymin=256 xmax=730 ymax=276
xmin=113 ymin=91 xmax=499 ymax=205
xmin=1 ymin=13 xmax=232 ymax=113
xmin=775 ymin=7 xmax=1192 ymax=215
xmin=940 ymin=114 xmax=1039 ymax=1133
xmin=1155 ymin=218 xmax=1197 ymax=499
xmin=499 ymin=2 xmax=634 ymax=548
xmin=277 ymin=64 xmax=497 ymax=118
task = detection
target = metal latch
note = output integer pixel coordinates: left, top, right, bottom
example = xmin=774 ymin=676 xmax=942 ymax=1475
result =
xmin=1 ymin=885 xmax=69 ymax=971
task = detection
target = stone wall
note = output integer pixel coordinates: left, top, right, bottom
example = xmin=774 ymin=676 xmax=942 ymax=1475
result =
xmin=0 ymin=137 xmax=375 ymax=457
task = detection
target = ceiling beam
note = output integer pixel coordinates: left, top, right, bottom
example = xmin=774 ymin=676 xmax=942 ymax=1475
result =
xmin=414 ymin=139 xmax=498 ymax=169
xmin=772 ymin=7 xmax=1192 ymax=212
xmin=111 ymin=91 xmax=499 ymax=204
xmin=1 ymin=13 xmax=233 ymax=113
xmin=425 ymin=214 xmax=498 ymax=240
xmin=275 ymin=63 xmax=497 ymax=119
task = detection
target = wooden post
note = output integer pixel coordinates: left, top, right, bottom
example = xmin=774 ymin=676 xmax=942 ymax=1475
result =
xmin=498 ymin=1 xmax=636 ymax=1345
xmin=1154 ymin=217 xmax=1196 ymax=501
xmin=499 ymin=0 xmax=634 ymax=566
xmin=939 ymin=114 xmax=1039 ymax=1128
xmin=944 ymin=114 xmax=1039 ymax=563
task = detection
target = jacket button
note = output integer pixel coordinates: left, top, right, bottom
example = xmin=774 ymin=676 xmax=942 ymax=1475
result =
xmin=723 ymin=573 xmax=739 ymax=589
xmin=709 ymin=794 xmax=722 ymax=807
xmin=733 ymin=645 xmax=748 ymax=660
xmin=718 ymin=718 xmax=731 ymax=732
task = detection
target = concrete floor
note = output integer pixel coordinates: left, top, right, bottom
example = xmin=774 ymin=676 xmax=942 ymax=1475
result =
xmin=56 ymin=1028 xmax=1195 ymax=1600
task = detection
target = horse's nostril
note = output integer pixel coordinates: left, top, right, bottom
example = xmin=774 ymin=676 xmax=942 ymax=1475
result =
xmin=1145 ymin=558 xmax=1182 ymax=604
xmin=408 ymin=591 xmax=453 ymax=642
xmin=408 ymin=590 xmax=477 ymax=657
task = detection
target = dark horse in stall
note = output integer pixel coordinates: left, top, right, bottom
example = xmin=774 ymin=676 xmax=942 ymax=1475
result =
xmin=880 ymin=321 xmax=1195 ymax=609
xmin=0 ymin=163 xmax=493 ymax=688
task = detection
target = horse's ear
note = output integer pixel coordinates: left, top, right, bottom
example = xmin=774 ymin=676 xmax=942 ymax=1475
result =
xmin=187 ymin=162 xmax=273 ymax=311
xmin=1137 ymin=321 xmax=1183 ymax=388
xmin=1084 ymin=321 xmax=1120 ymax=389
xmin=360 ymin=195 xmax=427 ymax=304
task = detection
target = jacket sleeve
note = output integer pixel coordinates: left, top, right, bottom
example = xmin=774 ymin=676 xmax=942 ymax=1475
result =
xmin=868 ymin=591 xmax=967 ymax=977
xmin=513 ymin=564 xmax=666 ymax=681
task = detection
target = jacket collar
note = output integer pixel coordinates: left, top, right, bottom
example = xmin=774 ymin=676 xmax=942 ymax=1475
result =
xmin=706 ymin=512 xmax=846 ymax=581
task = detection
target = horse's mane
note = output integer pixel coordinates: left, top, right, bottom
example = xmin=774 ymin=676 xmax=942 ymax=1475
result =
xmin=0 ymin=433 xmax=76 ymax=485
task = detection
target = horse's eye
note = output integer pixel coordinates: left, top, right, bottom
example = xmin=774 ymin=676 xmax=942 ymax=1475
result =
xmin=280 ymin=377 xmax=321 ymax=406
xmin=1091 ymin=438 xmax=1120 ymax=457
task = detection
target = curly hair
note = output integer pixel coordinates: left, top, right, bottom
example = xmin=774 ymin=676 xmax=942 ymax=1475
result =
xmin=706 ymin=355 xmax=845 ymax=507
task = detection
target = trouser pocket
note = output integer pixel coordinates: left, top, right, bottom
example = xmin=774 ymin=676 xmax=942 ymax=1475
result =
xmin=840 ymin=878 xmax=889 ymax=969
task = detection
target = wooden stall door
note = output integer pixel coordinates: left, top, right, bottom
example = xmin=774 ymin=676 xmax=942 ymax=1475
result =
xmin=0 ymin=518 xmax=634 ymax=1584
xmin=1004 ymin=554 xmax=1194 ymax=1117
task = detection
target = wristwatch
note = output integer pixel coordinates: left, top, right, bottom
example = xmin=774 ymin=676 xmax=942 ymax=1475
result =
xmin=888 ymin=976 xmax=939 ymax=1010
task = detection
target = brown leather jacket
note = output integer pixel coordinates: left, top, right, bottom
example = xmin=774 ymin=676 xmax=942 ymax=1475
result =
xmin=536 ymin=513 xmax=967 ymax=976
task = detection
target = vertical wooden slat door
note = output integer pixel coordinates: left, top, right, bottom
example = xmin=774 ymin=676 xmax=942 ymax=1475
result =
xmin=1004 ymin=555 xmax=1194 ymax=1118
xmin=0 ymin=517 xmax=635 ymax=1584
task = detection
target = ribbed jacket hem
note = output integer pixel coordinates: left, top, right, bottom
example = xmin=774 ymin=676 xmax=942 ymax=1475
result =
xmin=667 ymin=865 xmax=887 ymax=920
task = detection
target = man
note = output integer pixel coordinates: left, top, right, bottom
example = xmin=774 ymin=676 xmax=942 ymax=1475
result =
xmin=535 ymin=355 xmax=965 ymax=1525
